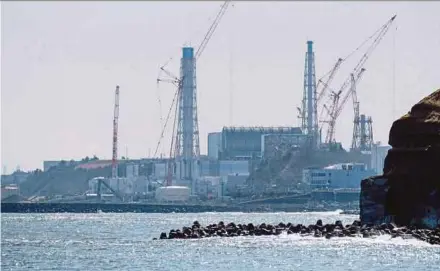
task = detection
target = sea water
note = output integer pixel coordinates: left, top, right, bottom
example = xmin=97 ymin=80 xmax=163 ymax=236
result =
xmin=2 ymin=212 xmax=440 ymax=270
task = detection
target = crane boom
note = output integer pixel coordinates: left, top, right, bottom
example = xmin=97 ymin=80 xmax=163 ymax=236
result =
xmin=335 ymin=69 xmax=366 ymax=119
xmin=195 ymin=1 xmax=231 ymax=60
xmin=317 ymin=58 xmax=343 ymax=103
xmin=112 ymin=85 xmax=120 ymax=178
xmin=324 ymin=15 xmax=396 ymax=144
xmin=326 ymin=69 xmax=366 ymax=144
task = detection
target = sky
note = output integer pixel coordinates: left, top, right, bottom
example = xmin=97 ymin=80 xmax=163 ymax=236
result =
xmin=1 ymin=1 xmax=439 ymax=172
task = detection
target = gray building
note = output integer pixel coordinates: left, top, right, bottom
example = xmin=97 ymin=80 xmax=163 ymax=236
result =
xmin=211 ymin=126 xmax=302 ymax=160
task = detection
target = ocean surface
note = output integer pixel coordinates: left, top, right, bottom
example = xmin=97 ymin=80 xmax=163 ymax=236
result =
xmin=2 ymin=211 xmax=440 ymax=271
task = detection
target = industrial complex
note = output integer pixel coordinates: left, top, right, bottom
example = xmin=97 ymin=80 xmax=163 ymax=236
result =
xmin=1 ymin=2 xmax=398 ymax=209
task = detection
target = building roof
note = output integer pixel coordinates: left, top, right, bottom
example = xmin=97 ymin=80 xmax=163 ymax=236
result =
xmin=222 ymin=126 xmax=302 ymax=133
xmin=75 ymin=160 xmax=113 ymax=170
xmin=324 ymin=163 xmax=366 ymax=170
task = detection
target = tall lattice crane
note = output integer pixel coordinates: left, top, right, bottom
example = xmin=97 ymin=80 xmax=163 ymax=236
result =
xmin=351 ymin=72 xmax=374 ymax=152
xmin=324 ymin=69 xmax=366 ymax=144
xmin=323 ymin=15 xmax=396 ymax=145
xmin=112 ymin=85 xmax=120 ymax=179
xmin=351 ymin=73 xmax=361 ymax=150
xmin=156 ymin=1 xmax=231 ymax=186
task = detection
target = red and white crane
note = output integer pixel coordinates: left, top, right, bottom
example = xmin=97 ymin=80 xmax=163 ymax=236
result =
xmin=112 ymin=85 xmax=120 ymax=179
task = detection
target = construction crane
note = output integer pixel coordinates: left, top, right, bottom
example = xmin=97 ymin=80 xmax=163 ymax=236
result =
xmin=325 ymin=69 xmax=366 ymax=144
xmin=157 ymin=1 xmax=231 ymax=84
xmin=323 ymin=15 xmax=396 ymax=145
xmin=351 ymin=73 xmax=374 ymax=152
xmin=317 ymin=58 xmax=343 ymax=104
xmin=351 ymin=73 xmax=361 ymax=150
xmin=156 ymin=1 xmax=231 ymax=186
xmin=112 ymin=85 xmax=120 ymax=179
xmin=195 ymin=1 xmax=231 ymax=60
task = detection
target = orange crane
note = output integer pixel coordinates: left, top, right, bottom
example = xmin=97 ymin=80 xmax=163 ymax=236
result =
xmin=323 ymin=15 xmax=396 ymax=145
xmin=111 ymin=85 xmax=120 ymax=179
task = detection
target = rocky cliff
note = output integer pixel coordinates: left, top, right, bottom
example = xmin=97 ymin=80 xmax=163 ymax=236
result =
xmin=360 ymin=89 xmax=440 ymax=229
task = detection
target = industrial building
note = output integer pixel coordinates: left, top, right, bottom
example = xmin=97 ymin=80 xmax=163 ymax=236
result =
xmin=208 ymin=126 xmax=303 ymax=160
xmin=302 ymin=163 xmax=375 ymax=190
xmin=78 ymin=14 xmax=394 ymax=202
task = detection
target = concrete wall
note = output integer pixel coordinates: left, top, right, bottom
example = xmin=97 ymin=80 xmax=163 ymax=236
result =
xmin=126 ymin=164 xmax=139 ymax=178
xmin=219 ymin=160 xmax=249 ymax=176
xmin=154 ymin=163 xmax=167 ymax=179
xmin=220 ymin=127 xmax=302 ymax=159
xmin=208 ymin=132 xmax=222 ymax=159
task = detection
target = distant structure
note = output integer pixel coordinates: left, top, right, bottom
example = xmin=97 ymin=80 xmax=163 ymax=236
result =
xmin=209 ymin=126 xmax=302 ymax=160
xmin=370 ymin=143 xmax=391 ymax=175
xmin=350 ymin=71 xmax=374 ymax=152
xmin=300 ymin=41 xmax=318 ymax=148
xmin=321 ymin=15 xmax=396 ymax=146
xmin=176 ymin=47 xmax=201 ymax=181
xmin=112 ymin=85 xmax=120 ymax=178
xmin=352 ymin=113 xmax=374 ymax=151
xmin=157 ymin=1 xmax=230 ymax=191
xmin=303 ymin=162 xmax=375 ymax=190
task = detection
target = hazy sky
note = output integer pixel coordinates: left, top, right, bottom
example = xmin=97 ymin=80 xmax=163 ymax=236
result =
xmin=1 ymin=1 xmax=439 ymax=172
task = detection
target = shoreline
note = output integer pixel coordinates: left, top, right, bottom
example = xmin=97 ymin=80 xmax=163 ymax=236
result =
xmin=0 ymin=202 xmax=359 ymax=214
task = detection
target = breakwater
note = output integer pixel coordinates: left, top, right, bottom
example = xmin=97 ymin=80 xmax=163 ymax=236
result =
xmin=1 ymin=202 xmax=353 ymax=213
xmin=0 ymin=202 xmax=243 ymax=213
xmin=156 ymin=220 xmax=440 ymax=245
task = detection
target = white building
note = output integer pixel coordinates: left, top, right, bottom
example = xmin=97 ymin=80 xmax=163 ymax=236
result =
xmin=303 ymin=163 xmax=376 ymax=190
xmin=371 ymin=144 xmax=392 ymax=175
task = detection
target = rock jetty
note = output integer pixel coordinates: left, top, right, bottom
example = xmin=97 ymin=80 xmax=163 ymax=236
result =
xmin=155 ymin=220 xmax=440 ymax=245
xmin=360 ymin=89 xmax=440 ymax=229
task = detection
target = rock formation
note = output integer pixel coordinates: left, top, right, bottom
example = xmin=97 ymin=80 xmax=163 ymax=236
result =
xmin=360 ymin=89 xmax=440 ymax=229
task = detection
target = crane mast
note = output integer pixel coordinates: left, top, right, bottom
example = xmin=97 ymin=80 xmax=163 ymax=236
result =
xmin=326 ymin=69 xmax=366 ymax=144
xmin=324 ymin=15 xmax=396 ymax=145
xmin=156 ymin=1 xmax=231 ymax=187
xmin=112 ymin=85 xmax=120 ymax=179
xmin=351 ymin=73 xmax=360 ymax=150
